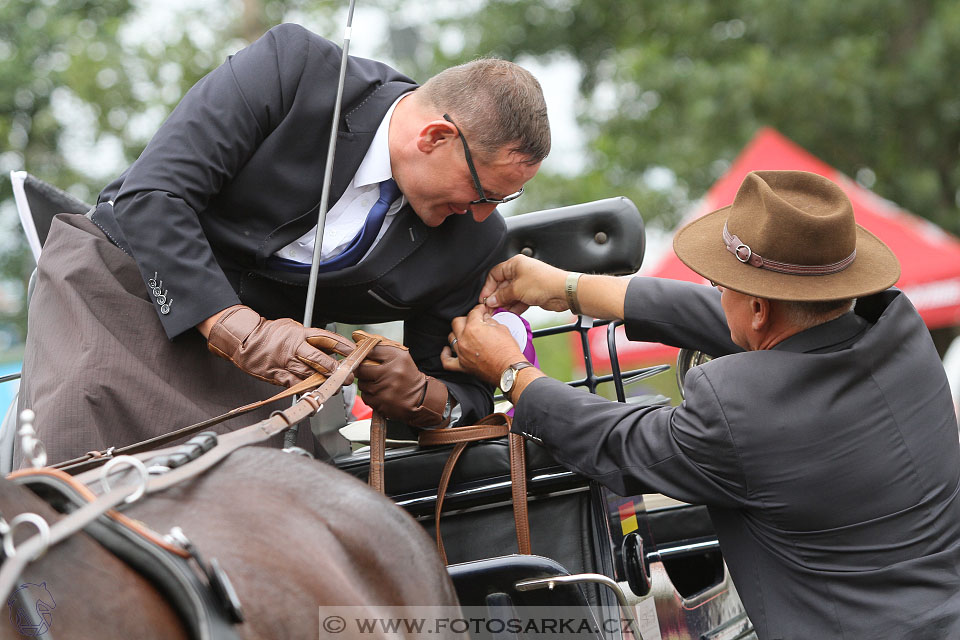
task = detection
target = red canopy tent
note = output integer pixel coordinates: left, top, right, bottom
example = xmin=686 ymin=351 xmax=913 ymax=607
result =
xmin=589 ymin=128 xmax=960 ymax=368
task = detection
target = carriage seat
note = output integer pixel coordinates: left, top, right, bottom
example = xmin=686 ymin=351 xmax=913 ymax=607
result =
xmin=10 ymin=170 xmax=92 ymax=263
xmin=497 ymin=196 xmax=644 ymax=274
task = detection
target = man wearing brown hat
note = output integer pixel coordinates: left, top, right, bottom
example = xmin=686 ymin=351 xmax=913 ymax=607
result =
xmin=443 ymin=171 xmax=960 ymax=639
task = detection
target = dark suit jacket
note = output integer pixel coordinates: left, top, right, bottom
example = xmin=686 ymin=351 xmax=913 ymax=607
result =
xmin=514 ymin=278 xmax=960 ymax=639
xmin=93 ymin=24 xmax=502 ymax=421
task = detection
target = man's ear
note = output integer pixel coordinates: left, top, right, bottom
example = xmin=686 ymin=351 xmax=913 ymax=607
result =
xmin=416 ymin=119 xmax=458 ymax=153
xmin=750 ymin=296 xmax=771 ymax=332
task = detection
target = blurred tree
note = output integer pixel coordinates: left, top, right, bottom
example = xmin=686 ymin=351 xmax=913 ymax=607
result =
xmin=389 ymin=0 xmax=960 ymax=235
xmin=0 ymin=0 xmax=349 ymax=344
xmin=0 ymin=0 xmax=135 ymax=349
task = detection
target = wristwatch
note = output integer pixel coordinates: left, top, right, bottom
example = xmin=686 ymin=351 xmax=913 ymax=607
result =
xmin=500 ymin=361 xmax=534 ymax=395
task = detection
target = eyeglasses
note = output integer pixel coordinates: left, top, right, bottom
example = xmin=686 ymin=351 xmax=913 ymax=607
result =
xmin=442 ymin=113 xmax=524 ymax=205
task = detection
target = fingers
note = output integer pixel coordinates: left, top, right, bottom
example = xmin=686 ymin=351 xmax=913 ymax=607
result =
xmin=295 ymin=330 xmax=357 ymax=385
xmin=441 ymin=346 xmax=463 ymax=372
xmin=296 ymin=355 xmax=354 ymax=385
xmin=482 ymin=255 xmax=539 ymax=309
xmin=305 ymin=330 xmax=355 ymax=356
xmin=356 ymin=378 xmax=380 ymax=396
xmin=295 ymin=343 xmax=338 ymax=373
xmin=275 ymin=369 xmax=302 ymax=389
xmin=466 ymin=304 xmax=490 ymax=323
xmin=351 ymin=329 xmax=406 ymax=350
xmin=479 ymin=262 xmax=508 ymax=302
xmin=479 ymin=257 xmax=519 ymax=305
xmin=354 ymin=360 xmax=386 ymax=382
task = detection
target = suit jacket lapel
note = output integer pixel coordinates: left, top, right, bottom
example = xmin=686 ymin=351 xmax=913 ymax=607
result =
xmin=259 ymin=80 xmax=417 ymax=262
xmin=330 ymin=81 xmax=416 ymax=198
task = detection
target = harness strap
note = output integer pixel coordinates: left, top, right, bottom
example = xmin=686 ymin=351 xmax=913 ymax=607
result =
xmin=7 ymin=471 xmax=241 ymax=640
xmin=53 ymin=368 xmax=331 ymax=473
xmin=369 ymin=412 xmax=531 ymax=564
xmin=7 ymin=466 xmax=188 ymax=558
xmin=0 ymin=480 xmax=138 ymax=602
xmin=0 ymin=335 xmax=382 ymax=605
xmin=146 ymin=335 xmax=380 ymax=494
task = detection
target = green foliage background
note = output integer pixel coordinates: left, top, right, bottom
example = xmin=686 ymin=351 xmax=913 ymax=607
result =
xmin=1 ymin=0 xmax=958 ymax=363
xmin=387 ymin=0 xmax=960 ymax=234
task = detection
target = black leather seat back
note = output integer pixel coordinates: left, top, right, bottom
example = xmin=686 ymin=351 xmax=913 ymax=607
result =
xmin=501 ymin=197 xmax=644 ymax=275
xmin=18 ymin=172 xmax=92 ymax=250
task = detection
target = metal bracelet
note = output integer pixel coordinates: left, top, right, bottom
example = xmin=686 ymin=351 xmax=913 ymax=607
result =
xmin=564 ymin=272 xmax=584 ymax=316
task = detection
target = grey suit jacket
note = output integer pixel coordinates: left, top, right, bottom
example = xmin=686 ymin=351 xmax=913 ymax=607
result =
xmin=93 ymin=24 xmax=502 ymax=421
xmin=514 ymin=278 xmax=960 ymax=639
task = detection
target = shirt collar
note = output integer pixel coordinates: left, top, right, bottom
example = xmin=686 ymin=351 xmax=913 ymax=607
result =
xmin=772 ymin=310 xmax=869 ymax=354
xmin=353 ymin=92 xmax=412 ymax=189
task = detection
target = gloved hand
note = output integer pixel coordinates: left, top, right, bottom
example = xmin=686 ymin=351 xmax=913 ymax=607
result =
xmin=207 ymin=306 xmax=355 ymax=388
xmin=353 ymin=330 xmax=450 ymax=428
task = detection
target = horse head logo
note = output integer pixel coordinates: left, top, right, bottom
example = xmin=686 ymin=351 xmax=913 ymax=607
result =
xmin=7 ymin=582 xmax=55 ymax=637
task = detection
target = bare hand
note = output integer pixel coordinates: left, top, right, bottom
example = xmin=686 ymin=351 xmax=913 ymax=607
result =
xmin=441 ymin=305 xmax=525 ymax=386
xmin=479 ymin=255 xmax=569 ymax=313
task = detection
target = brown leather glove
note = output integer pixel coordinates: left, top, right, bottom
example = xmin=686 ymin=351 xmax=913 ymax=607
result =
xmin=207 ymin=306 xmax=355 ymax=388
xmin=353 ymin=330 xmax=450 ymax=428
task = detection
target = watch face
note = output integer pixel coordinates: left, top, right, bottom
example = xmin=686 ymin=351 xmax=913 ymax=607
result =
xmin=500 ymin=367 xmax=516 ymax=392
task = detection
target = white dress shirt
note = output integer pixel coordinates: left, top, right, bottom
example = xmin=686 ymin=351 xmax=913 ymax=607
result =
xmin=274 ymin=92 xmax=411 ymax=265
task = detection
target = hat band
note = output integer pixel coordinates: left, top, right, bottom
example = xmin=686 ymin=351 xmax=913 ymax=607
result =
xmin=723 ymin=223 xmax=856 ymax=275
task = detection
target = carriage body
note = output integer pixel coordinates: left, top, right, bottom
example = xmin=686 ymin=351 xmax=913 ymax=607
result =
xmin=7 ymin=172 xmax=755 ymax=639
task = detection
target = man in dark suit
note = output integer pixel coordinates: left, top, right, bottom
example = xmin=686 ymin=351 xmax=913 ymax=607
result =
xmin=16 ymin=23 xmax=549 ymax=465
xmin=445 ymin=171 xmax=960 ymax=639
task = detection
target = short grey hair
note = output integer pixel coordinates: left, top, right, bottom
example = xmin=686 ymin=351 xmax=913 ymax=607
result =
xmin=779 ymin=298 xmax=857 ymax=329
xmin=417 ymin=58 xmax=550 ymax=164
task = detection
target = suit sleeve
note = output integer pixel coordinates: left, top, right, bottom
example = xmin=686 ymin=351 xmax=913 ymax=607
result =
xmin=622 ymin=277 xmax=742 ymax=357
xmin=110 ymin=24 xmax=327 ymax=338
xmin=402 ymin=233 xmax=506 ymax=425
xmin=512 ymin=372 xmax=747 ymax=507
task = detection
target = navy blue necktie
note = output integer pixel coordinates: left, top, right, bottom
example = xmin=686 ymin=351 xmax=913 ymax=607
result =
xmin=268 ymin=179 xmax=401 ymax=273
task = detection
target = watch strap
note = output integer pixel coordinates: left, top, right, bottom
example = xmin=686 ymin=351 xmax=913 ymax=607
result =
xmin=511 ymin=361 xmax=534 ymax=374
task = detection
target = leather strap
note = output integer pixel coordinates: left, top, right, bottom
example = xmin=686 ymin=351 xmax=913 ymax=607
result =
xmin=7 ymin=467 xmax=189 ymax=558
xmin=368 ymin=412 xmax=387 ymax=494
xmin=368 ymin=411 xmax=531 ymax=564
xmin=146 ymin=336 xmax=380 ymax=494
xmin=1 ymin=335 xmax=383 ymax=602
xmin=54 ymin=366 xmax=331 ymax=473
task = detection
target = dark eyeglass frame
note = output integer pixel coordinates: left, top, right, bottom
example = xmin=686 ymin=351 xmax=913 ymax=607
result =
xmin=442 ymin=113 xmax=524 ymax=205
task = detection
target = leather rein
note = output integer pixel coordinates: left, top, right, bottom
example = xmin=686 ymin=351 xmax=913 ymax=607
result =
xmin=0 ymin=334 xmax=382 ymax=605
xmin=50 ymin=337 xmax=380 ymax=474
xmin=368 ymin=411 xmax=532 ymax=564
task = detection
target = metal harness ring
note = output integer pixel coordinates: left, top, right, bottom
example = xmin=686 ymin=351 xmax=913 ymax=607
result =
xmin=3 ymin=512 xmax=51 ymax=559
xmin=100 ymin=456 xmax=149 ymax=504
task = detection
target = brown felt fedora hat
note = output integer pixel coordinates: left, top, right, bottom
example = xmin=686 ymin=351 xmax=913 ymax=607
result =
xmin=673 ymin=170 xmax=900 ymax=301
